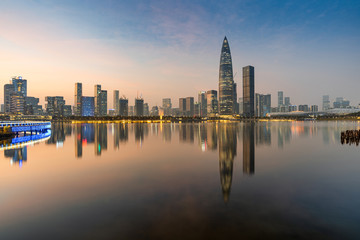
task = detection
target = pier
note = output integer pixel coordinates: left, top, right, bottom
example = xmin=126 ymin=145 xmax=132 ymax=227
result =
xmin=0 ymin=121 xmax=51 ymax=136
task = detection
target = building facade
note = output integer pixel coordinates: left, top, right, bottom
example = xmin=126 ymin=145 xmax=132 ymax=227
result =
xmin=113 ymin=90 xmax=119 ymax=115
xmin=243 ymin=66 xmax=255 ymax=117
xmin=75 ymin=83 xmax=82 ymax=116
xmin=82 ymin=96 xmax=95 ymax=116
xmin=134 ymin=98 xmax=144 ymax=116
xmin=219 ymin=37 xmax=234 ymax=115
xmin=119 ymin=98 xmax=128 ymax=116
xmin=207 ymin=90 xmax=218 ymax=116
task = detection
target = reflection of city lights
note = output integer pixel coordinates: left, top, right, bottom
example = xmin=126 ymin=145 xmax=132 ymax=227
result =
xmin=56 ymin=141 xmax=63 ymax=148
xmin=82 ymin=139 xmax=87 ymax=146
xmin=19 ymin=160 xmax=23 ymax=168
xmin=10 ymin=160 xmax=13 ymax=165
xmin=98 ymin=144 xmax=101 ymax=151
xmin=201 ymin=141 xmax=206 ymax=152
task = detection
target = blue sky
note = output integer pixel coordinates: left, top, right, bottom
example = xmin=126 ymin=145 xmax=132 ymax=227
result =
xmin=0 ymin=0 xmax=359 ymax=107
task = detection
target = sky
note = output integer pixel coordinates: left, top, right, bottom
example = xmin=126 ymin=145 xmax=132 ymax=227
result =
xmin=0 ymin=0 xmax=359 ymax=108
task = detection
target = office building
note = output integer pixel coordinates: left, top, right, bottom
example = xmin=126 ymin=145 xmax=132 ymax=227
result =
xmin=10 ymin=92 xmax=25 ymax=115
xmin=94 ymin=85 xmax=101 ymax=116
xmin=284 ymin=97 xmax=290 ymax=107
xmin=219 ymin=36 xmax=234 ymax=115
xmin=119 ymin=97 xmax=128 ymax=116
xmin=255 ymin=94 xmax=271 ymax=117
xmin=100 ymin=90 xmax=107 ymax=116
xmin=134 ymin=98 xmax=144 ymax=116
xmin=75 ymin=83 xmax=82 ymax=116
xmin=207 ymin=90 xmax=218 ymax=116
xmin=162 ymin=98 xmax=172 ymax=115
xmin=179 ymin=98 xmax=186 ymax=115
xmin=239 ymin=97 xmax=243 ymax=115
xmin=144 ymin=103 xmax=149 ymax=116
xmin=311 ymin=105 xmax=319 ymax=112
xmin=198 ymin=91 xmax=207 ymax=117
xmin=233 ymin=83 xmax=238 ymax=114
xmin=12 ymin=76 xmax=27 ymax=97
xmin=4 ymin=84 xmax=14 ymax=113
xmin=113 ymin=90 xmax=119 ymax=115
xmin=278 ymin=91 xmax=283 ymax=108
xmin=289 ymin=105 xmax=297 ymax=112
xmin=25 ymin=96 xmax=42 ymax=115
xmin=82 ymin=96 xmax=95 ymax=116
xmin=243 ymin=66 xmax=255 ymax=117
xmin=186 ymin=97 xmax=194 ymax=116
xmin=322 ymin=95 xmax=330 ymax=110
xmin=45 ymin=96 xmax=71 ymax=116
xmin=298 ymin=105 xmax=309 ymax=112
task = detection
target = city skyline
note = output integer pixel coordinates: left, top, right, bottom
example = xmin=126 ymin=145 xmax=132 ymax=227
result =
xmin=0 ymin=1 xmax=359 ymax=108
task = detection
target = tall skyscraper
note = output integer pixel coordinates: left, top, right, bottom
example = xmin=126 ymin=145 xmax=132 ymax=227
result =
xmin=219 ymin=36 xmax=234 ymax=115
xmin=179 ymin=98 xmax=186 ymax=115
xmin=255 ymin=94 xmax=271 ymax=117
xmin=134 ymin=97 xmax=144 ymax=116
xmin=12 ymin=77 xmax=27 ymax=97
xmin=322 ymin=95 xmax=330 ymax=110
xmin=198 ymin=91 xmax=207 ymax=117
xmin=186 ymin=97 xmax=194 ymax=116
xmin=94 ymin=85 xmax=101 ymax=116
xmin=284 ymin=97 xmax=290 ymax=107
xmin=82 ymin=96 xmax=95 ymax=116
xmin=206 ymin=90 xmax=218 ymax=116
xmin=113 ymin=90 xmax=119 ymax=115
xmin=119 ymin=97 xmax=128 ymax=116
xmin=278 ymin=91 xmax=284 ymax=108
xmin=75 ymin=83 xmax=82 ymax=116
xmin=162 ymin=98 xmax=172 ymax=115
xmin=100 ymin=90 xmax=107 ymax=116
xmin=4 ymin=84 xmax=14 ymax=113
xmin=243 ymin=66 xmax=255 ymax=117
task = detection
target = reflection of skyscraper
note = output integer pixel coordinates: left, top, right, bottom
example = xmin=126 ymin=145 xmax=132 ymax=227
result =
xmin=207 ymin=123 xmax=218 ymax=150
xmin=243 ymin=122 xmax=255 ymax=175
xmin=75 ymin=123 xmax=82 ymax=158
xmin=162 ymin=123 xmax=172 ymax=142
xmin=218 ymin=123 xmax=237 ymax=202
xmin=219 ymin=37 xmax=234 ymax=115
xmin=95 ymin=124 xmax=108 ymax=155
xmin=4 ymin=147 xmax=27 ymax=165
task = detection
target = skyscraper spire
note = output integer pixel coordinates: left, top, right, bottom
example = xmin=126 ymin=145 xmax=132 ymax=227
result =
xmin=219 ymin=36 xmax=234 ymax=115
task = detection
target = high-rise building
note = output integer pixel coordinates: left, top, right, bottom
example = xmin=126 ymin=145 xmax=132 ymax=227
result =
xmin=219 ymin=36 xmax=234 ymax=115
xmin=129 ymin=106 xmax=134 ymax=116
xmin=162 ymin=98 xmax=172 ymax=115
xmin=278 ymin=91 xmax=284 ymax=108
xmin=119 ymin=97 xmax=128 ymax=116
xmin=243 ymin=66 xmax=255 ymax=117
xmin=322 ymin=95 xmax=330 ymax=110
xmin=198 ymin=91 xmax=207 ymax=117
xmin=298 ymin=105 xmax=309 ymax=112
xmin=94 ymin=85 xmax=101 ymax=116
xmin=207 ymin=90 xmax=218 ymax=116
xmin=144 ymin=103 xmax=149 ymax=116
xmin=233 ymin=83 xmax=238 ymax=114
xmin=75 ymin=83 xmax=82 ymax=116
xmin=179 ymin=98 xmax=186 ymax=115
xmin=25 ymin=96 xmax=42 ymax=115
xmin=100 ymin=90 xmax=107 ymax=116
xmin=238 ymin=97 xmax=243 ymax=115
xmin=284 ymin=97 xmax=290 ymax=107
xmin=255 ymin=94 xmax=271 ymax=117
xmin=4 ymin=84 xmax=14 ymax=113
xmin=113 ymin=90 xmax=119 ymax=115
xmin=134 ymin=98 xmax=144 ymax=116
xmin=186 ymin=97 xmax=194 ymax=116
xmin=10 ymin=92 xmax=25 ymax=115
xmin=82 ymin=96 xmax=95 ymax=116
xmin=12 ymin=76 xmax=27 ymax=97
xmin=311 ymin=105 xmax=319 ymax=112
xmin=45 ymin=96 xmax=71 ymax=116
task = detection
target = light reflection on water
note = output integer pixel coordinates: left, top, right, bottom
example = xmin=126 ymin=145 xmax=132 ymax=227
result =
xmin=1 ymin=121 xmax=360 ymax=239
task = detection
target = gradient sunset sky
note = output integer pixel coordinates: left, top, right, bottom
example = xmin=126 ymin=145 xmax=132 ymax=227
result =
xmin=1 ymin=0 xmax=359 ymax=108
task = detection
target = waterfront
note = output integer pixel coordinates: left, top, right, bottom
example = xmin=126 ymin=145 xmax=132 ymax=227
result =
xmin=1 ymin=121 xmax=360 ymax=239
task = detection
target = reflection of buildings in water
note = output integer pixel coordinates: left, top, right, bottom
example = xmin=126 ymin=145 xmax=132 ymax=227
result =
xmin=4 ymin=147 xmax=27 ymax=166
xmin=218 ymin=123 xmax=237 ymax=203
xmin=113 ymin=123 xmax=129 ymax=148
xmin=134 ymin=123 xmax=144 ymax=143
xmin=197 ymin=124 xmax=207 ymax=151
xmin=179 ymin=124 xmax=194 ymax=143
xmin=256 ymin=122 xmax=271 ymax=146
xmin=162 ymin=123 xmax=172 ymax=142
xmin=47 ymin=123 xmax=71 ymax=146
xmin=95 ymin=124 xmax=107 ymax=155
xmin=277 ymin=123 xmax=292 ymax=148
xmin=74 ymin=123 xmax=95 ymax=158
xmin=243 ymin=122 xmax=255 ymax=175
xmin=207 ymin=123 xmax=218 ymax=151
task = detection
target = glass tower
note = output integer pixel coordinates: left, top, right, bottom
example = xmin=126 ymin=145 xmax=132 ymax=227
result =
xmin=219 ymin=36 xmax=234 ymax=115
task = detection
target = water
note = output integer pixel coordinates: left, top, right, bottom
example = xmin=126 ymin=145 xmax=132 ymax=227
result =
xmin=1 ymin=121 xmax=360 ymax=239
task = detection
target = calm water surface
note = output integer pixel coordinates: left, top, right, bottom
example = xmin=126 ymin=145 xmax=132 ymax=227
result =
xmin=1 ymin=121 xmax=360 ymax=239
